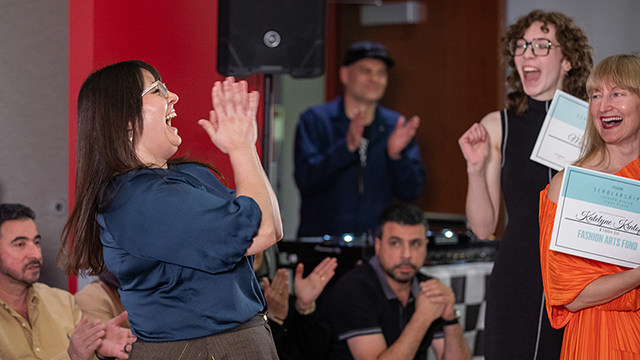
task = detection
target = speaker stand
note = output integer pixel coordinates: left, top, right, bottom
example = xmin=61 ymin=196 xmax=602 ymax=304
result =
xmin=261 ymin=73 xmax=274 ymax=179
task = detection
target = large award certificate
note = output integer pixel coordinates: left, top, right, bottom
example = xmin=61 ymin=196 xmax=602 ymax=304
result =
xmin=530 ymin=90 xmax=588 ymax=171
xmin=550 ymin=166 xmax=640 ymax=268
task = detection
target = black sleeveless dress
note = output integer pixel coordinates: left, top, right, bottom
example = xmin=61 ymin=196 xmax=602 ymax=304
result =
xmin=484 ymin=98 xmax=564 ymax=360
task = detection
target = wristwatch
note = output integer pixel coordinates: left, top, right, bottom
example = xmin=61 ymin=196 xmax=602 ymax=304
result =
xmin=442 ymin=308 xmax=462 ymax=326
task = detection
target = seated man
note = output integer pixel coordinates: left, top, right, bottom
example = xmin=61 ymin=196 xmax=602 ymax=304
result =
xmin=0 ymin=203 xmax=134 ymax=360
xmin=75 ymin=269 xmax=130 ymax=329
xmin=323 ymin=204 xmax=471 ymax=360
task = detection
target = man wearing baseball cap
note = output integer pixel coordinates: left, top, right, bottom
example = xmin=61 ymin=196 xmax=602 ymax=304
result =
xmin=294 ymin=40 xmax=426 ymax=238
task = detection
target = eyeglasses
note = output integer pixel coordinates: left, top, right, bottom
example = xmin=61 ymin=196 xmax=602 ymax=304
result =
xmin=509 ymin=38 xmax=560 ymax=57
xmin=140 ymin=81 xmax=169 ymax=98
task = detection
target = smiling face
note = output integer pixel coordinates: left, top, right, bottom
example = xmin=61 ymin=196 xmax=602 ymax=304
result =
xmin=375 ymin=222 xmax=427 ymax=285
xmin=340 ymin=58 xmax=388 ymax=105
xmin=135 ymin=69 xmax=181 ymax=168
xmin=0 ymin=219 xmax=42 ymax=287
xmin=514 ymin=21 xmax=572 ymax=101
xmin=590 ymin=83 xmax=640 ymax=149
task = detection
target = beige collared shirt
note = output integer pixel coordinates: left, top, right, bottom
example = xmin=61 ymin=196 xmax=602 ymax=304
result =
xmin=75 ymin=281 xmax=129 ymax=329
xmin=0 ymin=282 xmax=81 ymax=360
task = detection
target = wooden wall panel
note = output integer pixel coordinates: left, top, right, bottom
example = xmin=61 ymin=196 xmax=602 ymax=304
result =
xmin=336 ymin=0 xmax=505 ymax=216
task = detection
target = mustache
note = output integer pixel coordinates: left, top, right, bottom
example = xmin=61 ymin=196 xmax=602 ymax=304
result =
xmin=392 ymin=262 xmax=418 ymax=271
xmin=23 ymin=260 xmax=42 ymax=270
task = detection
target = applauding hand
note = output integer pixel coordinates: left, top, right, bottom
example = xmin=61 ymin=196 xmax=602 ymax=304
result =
xmin=198 ymin=77 xmax=259 ymax=154
xmin=388 ymin=115 xmax=420 ymax=159
xmin=294 ymin=257 xmax=338 ymax=312
xmin=264 ymin=269 xmax=290 ymax=324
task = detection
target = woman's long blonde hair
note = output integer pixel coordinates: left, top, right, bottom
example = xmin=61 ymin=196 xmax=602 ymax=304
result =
xmin=575 ymin=54 xmax=640 ymax=167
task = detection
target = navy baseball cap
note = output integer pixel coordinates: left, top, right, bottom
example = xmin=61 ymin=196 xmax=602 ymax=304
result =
xmin=342 ymin=40 xmax=394 ymax=68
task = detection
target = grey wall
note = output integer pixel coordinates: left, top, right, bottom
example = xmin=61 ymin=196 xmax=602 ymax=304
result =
xmin=507 ymin=0 xmax=640 ymax=63
xmin=0 ymin=1 xmax=69 ymax=289
xmin=274 ymin=75 xmax=325 ymax=239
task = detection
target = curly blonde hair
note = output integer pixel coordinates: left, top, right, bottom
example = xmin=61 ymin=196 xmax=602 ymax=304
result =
xmin=504 ymin=10 xmax=593 ymax=115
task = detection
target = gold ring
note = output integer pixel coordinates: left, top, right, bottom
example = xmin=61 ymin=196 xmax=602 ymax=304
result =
xmin=321 ymin=276 xmax=326 ymax=281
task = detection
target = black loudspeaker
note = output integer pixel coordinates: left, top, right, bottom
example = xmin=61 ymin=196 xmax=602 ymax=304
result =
xmin=217 ymin=0 xmax=326 ymax=78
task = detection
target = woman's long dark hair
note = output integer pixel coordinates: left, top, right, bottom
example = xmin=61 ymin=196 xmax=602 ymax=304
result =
xmin=503 ymin=10 xmax=593 ymax=115
xmin=60 ymin=60 xmax=219 ymax=276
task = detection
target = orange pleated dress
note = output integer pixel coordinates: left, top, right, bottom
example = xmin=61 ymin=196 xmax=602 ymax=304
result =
xmin=539 ymin=158 xmax=640 ymax=359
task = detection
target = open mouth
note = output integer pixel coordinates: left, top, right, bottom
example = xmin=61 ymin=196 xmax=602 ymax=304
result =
xmin=165 ymin=111 xmax=177 ymax=126
xmin=522 ymin=66 xmax=541 ymax=82
xmin=601 ymin=116 xmax=622 ymax=129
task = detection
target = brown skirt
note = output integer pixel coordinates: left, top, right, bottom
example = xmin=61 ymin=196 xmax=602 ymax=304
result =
xmin=128 ymin=314 xmax=279 ymax=360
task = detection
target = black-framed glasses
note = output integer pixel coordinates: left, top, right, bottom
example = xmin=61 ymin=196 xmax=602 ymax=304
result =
xmin=509 ymin=38 xmax=560 ymax=57
xmin=140 ymin=81 xmax=169 ymax=98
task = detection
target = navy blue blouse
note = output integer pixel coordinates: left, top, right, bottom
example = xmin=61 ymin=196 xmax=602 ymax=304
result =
xmin=98 ymin=163 xmax=264 ymax=341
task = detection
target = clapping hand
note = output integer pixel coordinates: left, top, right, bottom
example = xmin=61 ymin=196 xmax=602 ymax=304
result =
xmin=346 ymin=110 xmax=366 ymax=153
xmin=264 ymin=269 xmax=290 ymax=323
xmin=198 ymin=77 xmax=260 ymax=154
xmin=388 ymin=115 xmax=420 ymax=159
xmin=96 ymin=311 xmax=137 ymax=359
xmin=294 ymin=257 xmax=338 ymax=311
xmin=67 ymin=317 xmax=104 ymax=360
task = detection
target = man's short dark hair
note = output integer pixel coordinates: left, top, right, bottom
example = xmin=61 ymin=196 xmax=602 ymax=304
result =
xmin=0 ymin=204 xmax=36 ymax=232
xmin=376 ymin=203 xmax=428 ymax=238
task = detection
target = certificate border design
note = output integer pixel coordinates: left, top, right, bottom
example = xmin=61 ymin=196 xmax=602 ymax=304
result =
xmin=530 ymin=90 xmax=588 ymax=171
xmin=552 ymin=166 xmax=640 ymax=268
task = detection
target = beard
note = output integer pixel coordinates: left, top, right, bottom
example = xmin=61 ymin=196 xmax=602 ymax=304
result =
xmin=0 ymin=258 xmax=41 ymax=286
xmin=381 ymin=261 xmax=418 ymax=284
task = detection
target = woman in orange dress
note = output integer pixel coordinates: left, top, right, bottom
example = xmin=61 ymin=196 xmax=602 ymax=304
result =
xmin=540 ymin=54 xmax=640 ymax=359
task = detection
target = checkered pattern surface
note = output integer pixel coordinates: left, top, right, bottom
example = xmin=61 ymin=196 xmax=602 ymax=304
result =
xmin=420 ymin=262 xmax=493 ymax=360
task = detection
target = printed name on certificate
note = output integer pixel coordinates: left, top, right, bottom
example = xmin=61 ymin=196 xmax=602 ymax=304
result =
xmin=530 ymin=90 xmax=588 ymax=171
xmin=550 ymin=165 xmax=640 ymax=268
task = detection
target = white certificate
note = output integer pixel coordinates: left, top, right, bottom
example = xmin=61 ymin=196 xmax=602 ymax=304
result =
xmin=550 ymin=166 xmax=640 ymax=268
xmin=530 ymin=90 xmax=588 ymax=171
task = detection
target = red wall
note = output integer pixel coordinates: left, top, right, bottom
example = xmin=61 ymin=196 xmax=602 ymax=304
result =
xmin=68 ymin=0 xmax=264 ymax=291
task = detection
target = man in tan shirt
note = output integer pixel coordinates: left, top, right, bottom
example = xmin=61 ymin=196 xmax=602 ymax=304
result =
xmin=75 ymin=269 xmax=130 ymax=329
xmin=0 ymin=203 xmax=135 ymax=360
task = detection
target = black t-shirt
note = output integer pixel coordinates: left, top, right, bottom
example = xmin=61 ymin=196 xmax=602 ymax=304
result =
xmin=322 ymin=256 xmax=444 ymax=360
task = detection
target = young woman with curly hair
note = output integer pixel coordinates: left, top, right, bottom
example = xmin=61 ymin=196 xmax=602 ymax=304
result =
xmin=459 ymin=10 xmax=593 ymax=360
